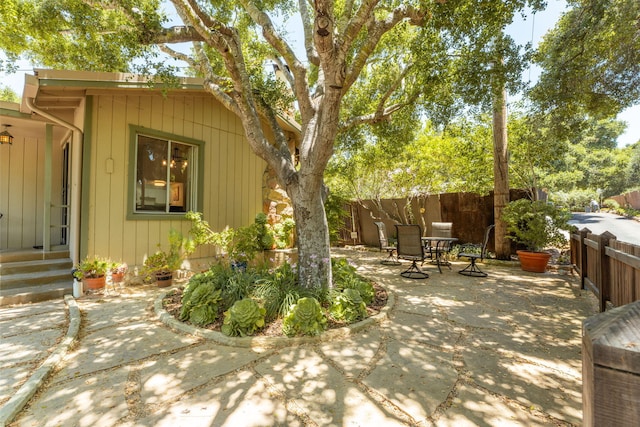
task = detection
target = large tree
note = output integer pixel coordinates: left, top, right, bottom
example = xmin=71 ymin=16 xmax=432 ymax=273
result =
xmin=1 ymin=0 xmax=539 ymax=291
xmin=531 ymin=0 xmax=640 ymax=133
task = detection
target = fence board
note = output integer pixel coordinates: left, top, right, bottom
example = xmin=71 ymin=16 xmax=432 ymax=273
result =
xmin=572 ymin=230 xmax=640 ymax=311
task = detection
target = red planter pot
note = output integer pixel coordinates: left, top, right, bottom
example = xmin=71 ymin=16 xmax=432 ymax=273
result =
xmin=83 ymin=276 xmax=106 ymax=290
xmin=516 ymin=250 xmax=551 ymax=273
xmin=111 ymin=272 xmax=125 ymax=283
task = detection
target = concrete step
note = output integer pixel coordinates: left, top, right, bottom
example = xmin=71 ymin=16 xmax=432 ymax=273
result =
xmin=0 ymin=258 xmax=73 ymax=275
xmin=0 ymin=281 xmax=72 ymax=306
xmin=0 ymin=249 xmax=70 ymax=263
xmin=0 ymin=268 xmax=73 ymax=290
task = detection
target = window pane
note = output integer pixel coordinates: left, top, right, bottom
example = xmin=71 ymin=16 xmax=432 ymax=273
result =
xmin=169 ymin=142 xmax=191 ymax=213
xmin=136 ymin=136 xmax=168 ymax=212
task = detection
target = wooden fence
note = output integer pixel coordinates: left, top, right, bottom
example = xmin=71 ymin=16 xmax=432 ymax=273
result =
xmin=571 ymin=228 xmax=640 ymax=312
xmin=338 ymin=190 xmax=529 ymax=251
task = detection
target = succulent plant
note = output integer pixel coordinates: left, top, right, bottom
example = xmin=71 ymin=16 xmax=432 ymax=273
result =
xmin=282 ymin=297 xmax=327 ymax=337
xmin=221 ymin=298 xmax=266 ymax=337
xmin=329 ymin=288 xmax=367 ymax=323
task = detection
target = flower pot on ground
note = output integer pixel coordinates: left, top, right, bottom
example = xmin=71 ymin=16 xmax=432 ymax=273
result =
xmin=516 ymin=250 xmax=552 ymax=273
xmin=111 ymin=262 xmax=128 ymax=283
xmin=154 ymin=270 xmax=173 ymax=287
xmin=502 ymin=198 xmax=571 ymax=273
xmin=73 ymin=255 xmax=110 ymax=290
xmin=142 ymin=229 xmax=194 ymax=287
xmin=82 ymin=276 xmax=106 ymax=290
xmin=143 ymin=251 xmax=175 ymax=287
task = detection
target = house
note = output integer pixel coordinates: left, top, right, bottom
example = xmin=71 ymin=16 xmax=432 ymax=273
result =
xmin=0 ymin=69 xmax=298 ymax=304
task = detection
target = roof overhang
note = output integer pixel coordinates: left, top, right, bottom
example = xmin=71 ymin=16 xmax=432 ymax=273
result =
xmin=12 ymin=68 xmax=301 ymax=138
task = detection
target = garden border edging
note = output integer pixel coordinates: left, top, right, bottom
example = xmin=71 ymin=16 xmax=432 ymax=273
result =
xmin=154 ymin=286 xmax=395 ymax=349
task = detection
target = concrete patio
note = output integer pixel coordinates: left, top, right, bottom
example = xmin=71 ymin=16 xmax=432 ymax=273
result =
xmin=1 ymin=248 xmax=599 ymax=426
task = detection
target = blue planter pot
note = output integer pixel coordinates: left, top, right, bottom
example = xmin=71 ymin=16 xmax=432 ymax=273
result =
xmin=231 ymin=260 xmax=247 ymax=272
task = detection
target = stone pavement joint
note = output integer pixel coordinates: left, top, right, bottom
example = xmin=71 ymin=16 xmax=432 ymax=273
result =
xmin=1 ymin=249 xmax=599 ymax=426
xmin=0 ymin=295 xmax=80 ymax=427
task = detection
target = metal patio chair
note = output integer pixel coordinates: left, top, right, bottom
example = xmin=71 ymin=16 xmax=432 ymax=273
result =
xmin=424 ymin=222 xmax=453 ymax=259
xmin=458 ymin=224 xmax=495 ymax=277
xmin=374 ymin=221 xmax=401 ymax=265
xmin=395 ymin=224 xmax=429 ymax=279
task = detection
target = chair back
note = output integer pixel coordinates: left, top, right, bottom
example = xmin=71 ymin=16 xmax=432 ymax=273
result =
xmin=374 ymin=222 xmax=390 ymax=249
xmin=431 ymin=222 xmax=452 ymax=238
xmin=480 ymin=224 xmax=496 ymax=260
xmin=395 ymin=224 xmax=424 ymax=259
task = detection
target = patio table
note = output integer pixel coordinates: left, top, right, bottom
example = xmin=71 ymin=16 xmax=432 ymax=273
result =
xmin=421 ymin=236 xmax=458 ymax=273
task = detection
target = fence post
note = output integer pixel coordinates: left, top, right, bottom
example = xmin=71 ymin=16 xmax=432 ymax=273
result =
xmin=595 ymin=231 xmax=616 ymax=312
xmin=579 ymin=228 xmax=591 ymax=290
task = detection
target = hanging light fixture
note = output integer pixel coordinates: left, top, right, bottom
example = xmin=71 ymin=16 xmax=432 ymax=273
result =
xmin=0 ymin=124 xmax=13 ymax=145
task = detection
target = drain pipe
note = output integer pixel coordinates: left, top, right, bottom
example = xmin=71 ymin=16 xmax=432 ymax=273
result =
xmin=26 ymin=97 xmax=84 ymax=264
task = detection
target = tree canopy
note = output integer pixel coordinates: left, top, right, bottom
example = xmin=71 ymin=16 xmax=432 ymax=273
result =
xmin=1 ymin=0 xmax=548 ymax=290
xmin=531 ymin=0 xmax=640 ymax=133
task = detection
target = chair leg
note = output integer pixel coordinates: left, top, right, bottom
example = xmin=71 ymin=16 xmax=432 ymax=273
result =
xmin=401 ymin=260 xmax=429 ymax=279
xmin=458 ymin=258 xmax=487 ymax=277
xmin=381 ymin=249 xmax=401 ymax=266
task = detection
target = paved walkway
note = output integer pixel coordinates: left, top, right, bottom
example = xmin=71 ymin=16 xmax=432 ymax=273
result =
xmin=1 ymin=249 xmax=599 ymax=426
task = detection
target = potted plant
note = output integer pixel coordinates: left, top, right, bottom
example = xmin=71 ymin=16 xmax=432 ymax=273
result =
xmin=501 ymin=198 xmax=571 ymax=273
xmin=143 ymin=229 xmax=194 ymax=287
xmin=110 ymin=262 xmax=128 ymax=283
xmin=73 ymin=256 xmax=110 ymax=290
xmin=226 ymin=224 xmax=262 ymax=270
xmin=143 ymin=251 xmax=174 ymax=287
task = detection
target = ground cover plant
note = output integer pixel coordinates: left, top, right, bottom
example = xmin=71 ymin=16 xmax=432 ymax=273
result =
xmin=164 ymin=257 xmax=387 ymax=338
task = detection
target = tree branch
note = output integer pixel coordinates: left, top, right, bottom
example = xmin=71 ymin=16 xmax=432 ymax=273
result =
xmin=153 ymin=25 xmax=205 ymax=43
xmin=299 ymin=0 xmax=320 ymax=66
xmin=236 ymin=0 xmax=315 ymax=125
xmin=343 ymin=5 xmax=427 ymax=92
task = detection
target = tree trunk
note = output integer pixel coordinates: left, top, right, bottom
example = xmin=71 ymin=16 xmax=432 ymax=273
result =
xmin=289 ymin=176 xmax=332 ymax=291
xmin=493 ymin=85 xmax=511 ymax=260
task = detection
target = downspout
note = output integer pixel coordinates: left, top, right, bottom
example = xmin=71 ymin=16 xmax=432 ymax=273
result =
xmin=25 ymin=97 xmax=84 ymax=264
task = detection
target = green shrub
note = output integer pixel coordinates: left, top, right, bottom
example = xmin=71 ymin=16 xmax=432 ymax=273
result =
xmin=332 ymin=258 xmax=374 ymax=304
xmin=502 ymin=198 xmax=571 ymax=251
xmin=220 ymin=269 xmax=256 ymax=310
xmin=272 ymin=218 xmax=296 ymax=249
xmin=282 ymin=297 xmax=327 ymax=337
xmin=255 ymin=212 xmax=275 ymax=250
xmin=221 ymin=298 xmax=266 ymax=337
xmin=329 ymin=288 xmax=367 ymax=323
xmin=252 ymin=262 xmax=299 ymax=321
xmin=551 ymin=190 xmax=595 ymax=211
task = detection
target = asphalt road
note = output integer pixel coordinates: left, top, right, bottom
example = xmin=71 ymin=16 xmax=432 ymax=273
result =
xmin=568 ymin=212 xmax=640 ymax=245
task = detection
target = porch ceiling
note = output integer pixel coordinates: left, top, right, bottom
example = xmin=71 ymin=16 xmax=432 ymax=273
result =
xmin=0 ymin=101 xmax=75 ymax=143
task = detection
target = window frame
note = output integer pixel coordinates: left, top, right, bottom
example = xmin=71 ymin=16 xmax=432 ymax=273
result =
xmin=127 ymin=125 xmax=205 ymax=220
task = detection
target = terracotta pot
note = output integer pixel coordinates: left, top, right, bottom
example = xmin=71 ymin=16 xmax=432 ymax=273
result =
xmin=83 ymin=276 xmax=106 ymax=290
xmin=516 ymin=250 xmax=551 ymax=273
xmin=155 ymin=271 xmax=173 ymax=288
xmin=111 ymin=272 xmax=125 ymax=283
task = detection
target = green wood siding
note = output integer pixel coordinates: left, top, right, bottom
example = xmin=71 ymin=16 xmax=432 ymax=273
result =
xmin=84 ymin=93 xmax=266 ymax=267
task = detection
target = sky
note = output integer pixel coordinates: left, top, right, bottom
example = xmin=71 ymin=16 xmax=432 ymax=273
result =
xmin=0 ymin=0 xmax=637 ymax=147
